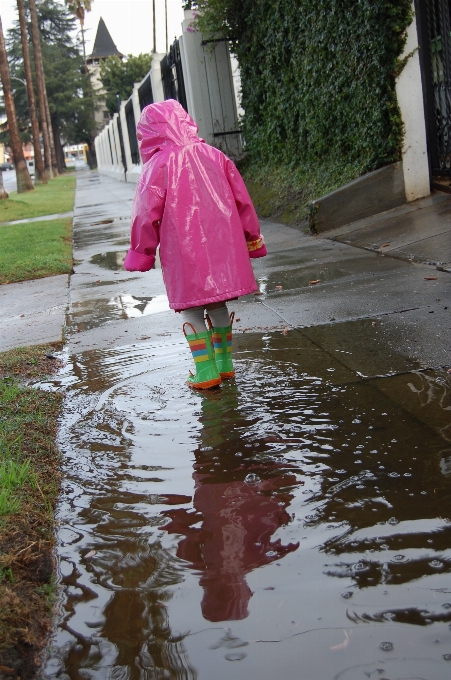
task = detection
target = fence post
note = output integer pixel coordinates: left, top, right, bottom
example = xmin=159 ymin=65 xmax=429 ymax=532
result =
xmin=132 ymin=83 xmax=141 ymax=126
xmin=120 ymin=101 xmax=133 ymax=181
xmin=150 ymin=53 xmax=166 ymax=103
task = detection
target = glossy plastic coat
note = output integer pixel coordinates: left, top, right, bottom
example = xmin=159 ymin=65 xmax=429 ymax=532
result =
xmin=123 ymin=99 xmax=267 ymax=310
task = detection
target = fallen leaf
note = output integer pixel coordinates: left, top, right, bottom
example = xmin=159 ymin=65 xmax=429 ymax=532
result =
xmin=275 ymin=285 xmax=283 ymax=290
xmin=235 ymin=317 xmax=241 ymax=322
xmin=20 ymin=313 xmax=25 ymax=317
xmin=424 ymin=276 xmax=437 ymax=280
xmin=253 ymin=291 xmax=263 ymax=295
xmin=448 ymin=368 xmax=451 ymax=374
xmin=85 ymin=550 xmax=96 ymax=559
xmin=282 ymin=328 xmax=289 ymax=335
xmin=331 ymin=631 xmax=350 ymax=651
xmin=372 ymin=321 xmax=376 ymax=326
xmin=309 ymin=279 xmax=321 ymax=285
xmin=381 ymin=242 xmax=390 ymax=248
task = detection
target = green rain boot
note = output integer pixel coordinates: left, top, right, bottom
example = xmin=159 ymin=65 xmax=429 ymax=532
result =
xmin=210 ymin=312 xmax=235 ymax=379
xmin=183 ymin=322 xmax=222 ymax=389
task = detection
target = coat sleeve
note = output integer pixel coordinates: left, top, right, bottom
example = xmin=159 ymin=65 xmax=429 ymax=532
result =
xmin=123 ymin=177 xmax=166 ymax=272
xmin=225 ymin=158 xmax=267 ymax=258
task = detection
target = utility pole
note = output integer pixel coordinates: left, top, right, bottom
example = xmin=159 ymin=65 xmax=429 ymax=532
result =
xmin=152 ymin=0 xmax=156 ymax=54
xmin=165 ymin=0 xmax=168 ymax=53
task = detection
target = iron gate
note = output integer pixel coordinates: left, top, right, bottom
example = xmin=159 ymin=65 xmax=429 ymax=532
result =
xmin=161 ymin=39 xmax=188 ymax=111
xmin=417 ymin=0 xmax=451 ymax=176
xmin=138 ymin=75 xmax=154 ymax=110
xmin=125 ymin=99 xmax=140 ymax=165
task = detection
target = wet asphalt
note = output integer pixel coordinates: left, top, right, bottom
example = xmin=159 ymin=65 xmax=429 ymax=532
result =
xmin=42 ymin=169 xmax=451 ymax=679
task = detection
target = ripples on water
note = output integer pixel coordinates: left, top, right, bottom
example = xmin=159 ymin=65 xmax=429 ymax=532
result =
xmin=44 ymin=332 xmax=451 ymax=679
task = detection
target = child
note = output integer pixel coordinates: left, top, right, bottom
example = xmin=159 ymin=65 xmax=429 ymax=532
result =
xmin=123 ymin=99 xmax=267 ymax=389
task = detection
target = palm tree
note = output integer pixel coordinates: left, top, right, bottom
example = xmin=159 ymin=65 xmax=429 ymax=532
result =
xmin=65 ymin=0 xmax=92 ymax=70
xmin=0 ymin=16 xmax=34 ymax=193
xmin=28 ymin=0 xmax=53 ymax=179
xmin=16 ymin=0 xmax=47 ymax=184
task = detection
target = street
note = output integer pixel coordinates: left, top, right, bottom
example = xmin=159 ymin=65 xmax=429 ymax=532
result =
xmin=41 ymin=169 xmax=451 ymax=679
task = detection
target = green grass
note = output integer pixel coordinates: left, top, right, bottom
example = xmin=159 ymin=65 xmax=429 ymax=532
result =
xmin=0 ymin=217 xmax=72 ymax=284
xmin=0 ymin=345 xmax=62 ymax=674
xmin=0 ymin=173 xmax=76 ymax=223
xmin=0 ymin=458 xmax=34 ymax=516
xmin=0 ymin=372 xmax=61 ymax=528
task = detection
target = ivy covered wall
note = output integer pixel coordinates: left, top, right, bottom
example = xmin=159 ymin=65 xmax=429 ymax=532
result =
xmin=197 ymin=0 xmax=413 ymax=173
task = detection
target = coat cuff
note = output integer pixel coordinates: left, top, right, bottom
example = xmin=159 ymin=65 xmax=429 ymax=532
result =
xmin=249 ymin=243 xmax=267 ymax=258
xmin=247 ymin=235 xmax=265 ymax=252
xmin=123 ymin=249 xmax=155 ymax=272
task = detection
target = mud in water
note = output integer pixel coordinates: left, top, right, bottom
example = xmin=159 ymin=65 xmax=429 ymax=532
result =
xmin=44 ymin=331 xmax=451 ymax=679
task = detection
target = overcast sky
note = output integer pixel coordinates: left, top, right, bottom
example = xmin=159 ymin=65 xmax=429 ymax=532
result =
xmin=0 ymin=0 xmax=186 ymax=56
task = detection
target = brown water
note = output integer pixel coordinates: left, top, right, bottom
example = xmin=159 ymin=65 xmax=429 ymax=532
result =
xmin=44 ymin=331 xmax=451 ymax=679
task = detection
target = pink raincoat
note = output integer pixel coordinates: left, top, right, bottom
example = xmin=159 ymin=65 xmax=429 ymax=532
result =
xmin=123 ymin=99 xmax=267 ymax=310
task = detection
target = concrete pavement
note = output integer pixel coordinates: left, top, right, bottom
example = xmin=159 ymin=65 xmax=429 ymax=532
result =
xmin=1 ymin=167 xmax=450 ymax=372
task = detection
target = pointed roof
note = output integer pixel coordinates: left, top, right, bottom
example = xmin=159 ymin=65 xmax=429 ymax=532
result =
xmin=88 ymin=18 xmax=123 ymax=59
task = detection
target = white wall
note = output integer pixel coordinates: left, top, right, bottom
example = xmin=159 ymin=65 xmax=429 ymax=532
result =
xmin=396 ymin=4 xmax=430 ymax=201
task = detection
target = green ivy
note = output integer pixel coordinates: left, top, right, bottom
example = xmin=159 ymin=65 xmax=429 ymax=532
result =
xmin=196 ymin=0 xmax=413 ymax=173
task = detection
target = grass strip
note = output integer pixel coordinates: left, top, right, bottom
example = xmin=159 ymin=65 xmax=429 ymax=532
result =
xmin=0 ymin=218 xmax=72 ymax=284
xmin=0 ymin=343 xmax=63 ymax=679
xmin=0 ymin=173 xmax=76 ymax=224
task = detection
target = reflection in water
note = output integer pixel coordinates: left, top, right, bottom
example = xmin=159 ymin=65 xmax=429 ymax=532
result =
xmin=68 ymin=294 xmax=170 ymax=331
xmin=162 ymin=387 xmax=299 ymax=621
xmin=44 ymin=333 xmax=451 ymax=679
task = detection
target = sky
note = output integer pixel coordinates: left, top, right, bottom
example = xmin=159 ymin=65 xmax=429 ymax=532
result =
xmin=0 ymin=0 xmax=186 ymax=56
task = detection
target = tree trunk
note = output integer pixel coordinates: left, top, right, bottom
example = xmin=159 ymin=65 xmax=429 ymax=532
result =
xmin=16 ymin=0 xmax=46 ymax=185
xmin=52 ymin=116 xmax=67 ymax=174
xmin=44 ymin=91 xmax=59 ymax=176
xmin=0 ymin=17 xmax=33 ymax=193
xmin=0 ymin=169 xmax=8 ymax=200
xmin=28 ymin=0 xmax=52 ymax=180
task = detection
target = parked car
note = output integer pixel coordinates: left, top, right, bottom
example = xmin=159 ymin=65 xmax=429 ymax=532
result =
xmin=0 ymin=162 xmax=14 ymax=171
xmin=26 ymin=160 xmax=35 ymax=177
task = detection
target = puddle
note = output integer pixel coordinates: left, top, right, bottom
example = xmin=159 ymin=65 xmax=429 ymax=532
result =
xmin=90 ymin=251 xmax=128 ymax=270
xmin=253 ymin=254 xmax=403 ymax=297
xmin=68 ymin=294 xmax=170 ymax=330
xmin=74 ymin=225 xmax=130 ymax=249
xmin=44 ymin=334 xmax=451 ymax=679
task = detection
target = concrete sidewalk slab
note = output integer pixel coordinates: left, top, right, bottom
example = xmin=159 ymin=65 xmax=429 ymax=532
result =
xmin=0 ymin=274 xmax=69 ymax=352
xmin=326 ymin=191 xmax=451 ymax=267
xmin=0 ymin=211 xmax=73 ymax=227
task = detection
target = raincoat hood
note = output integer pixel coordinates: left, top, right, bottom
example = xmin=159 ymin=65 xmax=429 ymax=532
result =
xmin=137 ymin=99 xmax=201 ymax=163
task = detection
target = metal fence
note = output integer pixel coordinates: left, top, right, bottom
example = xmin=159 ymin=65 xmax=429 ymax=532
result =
xmin=125 ymin=99 xmax=140 ymax=165
xmin=417 ymin=0 xmax=451 ymax=176
xmin=138 ymin=75 xmax=154 ymax=110
xmin=161 ymin=39 xmax=188 ymax=111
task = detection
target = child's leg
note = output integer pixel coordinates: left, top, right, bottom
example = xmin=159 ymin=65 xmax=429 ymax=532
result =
xmin=206 ymin=303 xmax=230 ymax=328
xmin=181 ymin=305 xmax=221 ymax=389
xmin=180 ymin=305 xmax=207 ymax=333
xmin=206 ymin=303 xmax=235 ymax=379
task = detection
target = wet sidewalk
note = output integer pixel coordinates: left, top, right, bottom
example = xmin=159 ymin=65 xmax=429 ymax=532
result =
xmin=43 ymin=169 xmax=451 ymax=680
